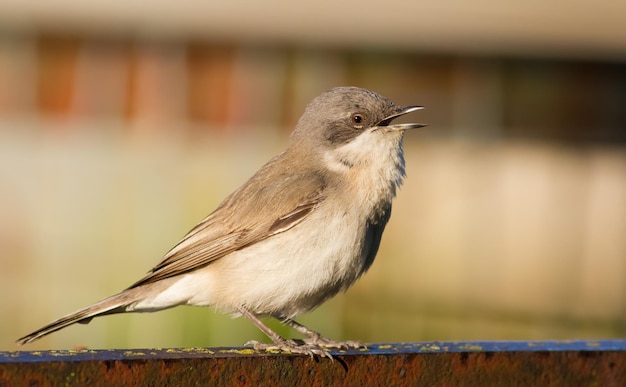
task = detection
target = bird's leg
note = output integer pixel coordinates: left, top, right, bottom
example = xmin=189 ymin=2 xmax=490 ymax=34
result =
xmin=282 ymin=318 xmax=365 ymax=350
xmin=238 ymin=306 xmax=332 ymax=358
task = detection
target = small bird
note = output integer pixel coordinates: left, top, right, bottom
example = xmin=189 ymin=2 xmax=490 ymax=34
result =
xmin=17 ymin=86 xmax=424 ymax=357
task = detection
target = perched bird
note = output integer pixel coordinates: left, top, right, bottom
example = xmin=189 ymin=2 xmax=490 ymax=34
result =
xmin=17 ymin=86 xmax=425 ymax=357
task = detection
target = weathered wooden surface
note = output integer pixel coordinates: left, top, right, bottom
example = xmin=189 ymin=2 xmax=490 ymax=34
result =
xmin=2 ymin=340 xmax=625 ymax=386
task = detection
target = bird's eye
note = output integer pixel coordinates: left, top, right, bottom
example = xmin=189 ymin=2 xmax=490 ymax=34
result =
xmin=351 ymin=113 xmax=364 ymax=126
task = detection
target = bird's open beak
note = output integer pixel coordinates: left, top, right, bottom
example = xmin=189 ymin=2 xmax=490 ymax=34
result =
xmin=377 ymin=105 xmax=427 ymax=131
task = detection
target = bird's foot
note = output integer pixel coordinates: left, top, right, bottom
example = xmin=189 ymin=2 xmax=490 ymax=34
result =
xmin=244 ymin=339 xmax=333 ymax=359
xmin=303 ymin=335 xmax=365 ymax=350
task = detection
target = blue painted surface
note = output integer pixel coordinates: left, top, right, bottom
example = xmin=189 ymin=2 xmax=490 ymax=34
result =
xmin=2 ymin=340 xmax=626 ymax=363
xmin=370 ymin=340 xmax=626 ymax=353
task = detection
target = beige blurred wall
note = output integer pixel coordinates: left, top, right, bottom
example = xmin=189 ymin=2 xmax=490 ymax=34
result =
xmin=1 ymin=1 xmax=625 ymax=60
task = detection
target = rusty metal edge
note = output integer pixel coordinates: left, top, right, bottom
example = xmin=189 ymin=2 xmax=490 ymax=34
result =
xmin=2 ymin=340 xmax=626 ymax=386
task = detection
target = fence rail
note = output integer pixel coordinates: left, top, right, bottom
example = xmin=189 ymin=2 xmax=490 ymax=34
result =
xmin=2 ymin=340 xmax=625 ymax=386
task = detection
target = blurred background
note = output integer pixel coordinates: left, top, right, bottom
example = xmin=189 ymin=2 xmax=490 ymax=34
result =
xmin=1 ymin=1 xmax=625 ymax=351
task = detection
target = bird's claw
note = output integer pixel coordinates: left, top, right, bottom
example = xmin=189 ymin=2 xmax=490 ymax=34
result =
xmin=303 ymin=337 xmax=365 ymax=350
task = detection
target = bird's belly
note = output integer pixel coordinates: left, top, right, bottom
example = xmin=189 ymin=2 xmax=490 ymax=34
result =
xmin=190 ymin=212 xmax=370 ymax=318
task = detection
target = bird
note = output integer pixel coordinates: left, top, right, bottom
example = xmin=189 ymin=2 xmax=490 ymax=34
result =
xmin=16 ymin=86 xmax=425 ymax=357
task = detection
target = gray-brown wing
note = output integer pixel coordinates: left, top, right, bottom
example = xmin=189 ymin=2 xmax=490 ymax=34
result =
xmin=128 ymin=170 xmax=327 ymax=289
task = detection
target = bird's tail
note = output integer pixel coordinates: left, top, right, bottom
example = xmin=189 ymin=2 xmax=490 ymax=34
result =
xmin=16 ymin=290 xmax=138 ymax=345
